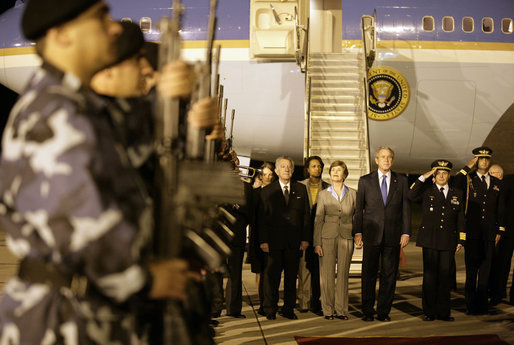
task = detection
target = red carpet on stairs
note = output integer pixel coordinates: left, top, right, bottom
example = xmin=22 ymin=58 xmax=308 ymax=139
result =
xmin=295 ymin=334 xmax=510 ymax=345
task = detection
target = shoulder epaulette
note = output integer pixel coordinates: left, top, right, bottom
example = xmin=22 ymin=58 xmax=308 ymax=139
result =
xmin=499 ymin=226 xmax=505 ymax=232
xmin=459 ymin=169 xmax=467 ymax=175
xmin=460 ymin=232 xmax=466 ymax=241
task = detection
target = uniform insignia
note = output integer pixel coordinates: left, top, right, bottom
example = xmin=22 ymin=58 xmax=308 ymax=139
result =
xmin=410 ymin=182 xmax=416 ymax=189
xmin=473 ymin=192 xmax=477 ymax=197
xmin=493 ymin=185 xmax=500 ymax=192
xmin=451 ymin=199 xmax=459 ymax=205
xmin=460 ymin=232 xmax=466 ymax=241
xmin=429 ymin=195 xmax=435 ymax=200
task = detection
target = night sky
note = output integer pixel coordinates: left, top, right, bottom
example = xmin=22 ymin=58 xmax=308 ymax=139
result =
xmin=0 ymin=0 xmax=19 ymax=152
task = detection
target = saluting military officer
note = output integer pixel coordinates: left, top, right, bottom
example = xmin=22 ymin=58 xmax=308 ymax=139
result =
xmin=454 ymin=147 xmax=505 ymax=315
xmin=408 ymin=160 xmax=465 ymax=321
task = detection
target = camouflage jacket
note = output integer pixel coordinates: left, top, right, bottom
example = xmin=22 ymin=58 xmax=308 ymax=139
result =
xmin=0 ymin=63 xmax=153 ymax=344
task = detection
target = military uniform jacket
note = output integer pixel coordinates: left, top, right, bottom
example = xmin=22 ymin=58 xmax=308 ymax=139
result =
xmin=258 ymin=180 xmax=311 ymax=250
xmin=408 ymin=179 xmax=465 ymax=250
xmin=0 ymin=63 xmax=153 ymax=344
xmin=454 ymin=166 xmax=505 ymax=241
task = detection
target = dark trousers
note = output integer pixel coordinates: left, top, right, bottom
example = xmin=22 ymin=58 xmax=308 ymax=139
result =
xmin=422 ymin=248 xmax=452 ymax=317
xmin=263 ymin=249 xmax=300 ymax=314
xmin=226 ymin=245 xmax=245 ymax=315
xmin=309 ymin=254 xmax=322 ymax=311
xmin=489 ymin=236 xmax=514 ymax=302
xmin=204 ymin=270 xmax=224 ymax=315
xmin=465 ymin=239 xmax=494 ymax=313
xmin=361 ymin=244 xmax=400 ymax=317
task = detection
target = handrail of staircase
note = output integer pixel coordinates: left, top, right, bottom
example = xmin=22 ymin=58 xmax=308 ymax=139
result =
xmin=304 ymin=76 xmax=312 ymax=159
xmin=361 ymin=13 xmax=375 ymax=173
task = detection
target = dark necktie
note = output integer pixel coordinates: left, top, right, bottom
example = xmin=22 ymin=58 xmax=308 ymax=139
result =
xmin=481 ymin=175 xmax=487 ymax=189
xmin=381 ymin=175 xmax=387 ymax=205
xmin=440 ymin=187 xmax=446 ymax=199
xmin=284 ymin=185 xmax=289 ymax=205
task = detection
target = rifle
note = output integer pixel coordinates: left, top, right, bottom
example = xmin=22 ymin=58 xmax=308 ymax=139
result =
xmin=154 ymin=0 xmax=244 ymax=342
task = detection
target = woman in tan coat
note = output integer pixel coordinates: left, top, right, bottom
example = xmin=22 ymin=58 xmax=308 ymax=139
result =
xmin=314 ymin=160 xmax=357 ymax=320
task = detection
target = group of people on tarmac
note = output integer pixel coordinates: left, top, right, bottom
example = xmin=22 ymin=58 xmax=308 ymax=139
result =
xmin=0 ymin=1 xmax=512 ymax=344
xmin=243 ymin=146 xmax=511 ymax=325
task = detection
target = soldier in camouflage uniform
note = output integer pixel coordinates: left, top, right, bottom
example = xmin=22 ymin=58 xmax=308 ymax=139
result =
xmin=0 ymin=1 xmax=195 ymax=343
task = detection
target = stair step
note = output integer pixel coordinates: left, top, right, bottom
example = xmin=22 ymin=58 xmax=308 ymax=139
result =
xmin=311 ymin=81 xmax=361 ymax=89
xmin=310 ymin=104 xmax=362 ymax=113
xmin=311 ymin=112 xmax=362 ymax=119
xmin=311 ymin=95 xmax=362 ymax=103
xmin=311 ymin=121 xmax=363 ymax=131
xmin=309 ymin=67 xmax=361 ymax=74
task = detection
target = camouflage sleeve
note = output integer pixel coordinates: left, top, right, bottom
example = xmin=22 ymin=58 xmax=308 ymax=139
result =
xmin=0 ymin=91 xmax=150 ymax=303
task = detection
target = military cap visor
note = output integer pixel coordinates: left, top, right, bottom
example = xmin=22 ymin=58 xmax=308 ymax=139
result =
xmin=431 ymin=160 xmax=452 ymax=171
xmin=472 ymin=146 xmax=493 ymax=158
xmin=22 ymin=0 xmax=101 ymax=40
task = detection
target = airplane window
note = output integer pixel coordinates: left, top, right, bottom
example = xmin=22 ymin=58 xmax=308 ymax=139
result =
xmin=442 ymin=16 xmax=454 ymax=32
xmin=502 ymin=18 xmax=513 ymax=34
xmin=462 ymin=17 xmax=474 ymax=33
xmin=482 ymin=18 xmax=494 ymax=33
xmin=140 ymin=17 xmax=152 ymax=33
xmin=121 ymin=18 xmax=132 ymax=23
xmin=422 ymin=16 xmax=435 ymax=32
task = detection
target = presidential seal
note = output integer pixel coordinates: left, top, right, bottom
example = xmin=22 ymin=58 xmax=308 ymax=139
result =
xmin=368 ymin=66 xmax=410 ymax=121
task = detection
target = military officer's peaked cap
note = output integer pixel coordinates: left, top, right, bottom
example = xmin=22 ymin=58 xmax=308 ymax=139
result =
xmin=22 ymin=0 xmax=101 ymax=40
xmin=114 ymin=22 xmax=144 ymax=65
xmin=431 ymin=159 xmax=453 ymax=171
xmin=472 ymin=146 xmax=493 ymax=158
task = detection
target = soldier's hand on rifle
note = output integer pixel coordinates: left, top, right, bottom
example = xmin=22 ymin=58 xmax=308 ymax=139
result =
xmin=188 ymin=97 xmax=219 ymax=128
xmin=148 ymin=259 xmax=200 ymax=300
xmin=157 ymin=60 xmax=195 ymax=99
xmin=205 ymin=121 xmax=224 ymax=141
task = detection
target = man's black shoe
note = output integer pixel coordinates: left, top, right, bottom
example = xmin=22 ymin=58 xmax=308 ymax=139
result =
xmin=437 ymin=316 xmax=455 ymax=321
xmin=423 ymin=315 xmax=435 ymax=321
xmin=311 ymin=309 xmax=324 ymax=316
xmin=298 ymin=309 xmax=309 ymax=313
xmin=377 ymin=315 xmax=391 ymax=322
xmin=266 ymin=313 xmax=276 ymax=320
xmin=362 ymin=315 xmax=374 ymax=321
xmin=282 ymin=312 xmax=298 ymax=320
xmin=211 ymin=311 xmax=221 ymax=318
xmin=209 ymin=319 xmax=220 ymax=327
xmin=257 ymin=308 xmax=267 ymax=316
xmin=227 ymin=313 xmax=246 ymax=318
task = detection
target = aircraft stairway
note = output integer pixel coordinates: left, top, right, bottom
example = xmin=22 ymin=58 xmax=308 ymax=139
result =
xmin=305 ymin=50 xmax=371 ymax=190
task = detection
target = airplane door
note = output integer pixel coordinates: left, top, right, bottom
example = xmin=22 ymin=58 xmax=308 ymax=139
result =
xmin=250 ymin=0 xmax=299 ymax=59
xmin=310 ymin=0 xmax=341 ymax=53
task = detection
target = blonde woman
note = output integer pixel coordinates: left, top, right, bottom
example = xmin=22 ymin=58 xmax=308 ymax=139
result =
xmin=314 ymin=161 xmax=356 ymax=320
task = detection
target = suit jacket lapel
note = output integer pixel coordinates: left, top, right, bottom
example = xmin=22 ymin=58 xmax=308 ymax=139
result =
xmin=371 ymin=171 xmax=382 ymax=200
xmin=386 ymin=172 xmax=399 ymax=205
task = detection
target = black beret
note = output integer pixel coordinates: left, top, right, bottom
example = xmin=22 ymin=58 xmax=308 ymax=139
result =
xmin=472 ymin=146 xmax=493 ymax=158
xmin=431 ymin=159 xmax=452 ymax=171
xmin=143 ymin=42 xmax=159 ymax=70
xmin=114 ymin=21 xmax=144 ymax=64
xmin=22 ymin=0 xmax=101 ymax=40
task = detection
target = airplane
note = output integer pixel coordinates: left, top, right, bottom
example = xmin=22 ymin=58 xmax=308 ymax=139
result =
xmin=1 ymin=0 xmax=513 ymax=181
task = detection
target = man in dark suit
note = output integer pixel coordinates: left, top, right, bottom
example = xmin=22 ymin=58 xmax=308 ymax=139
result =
xmin=408 ymin=160 xmax=465 ymax=321
xmin=353 ymin=146 xmax=411 ymax=322
xmin=259 ymin=156 xmax=311 ymax=320
xmin=453 ymin=147 xmax=505 ymax=314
